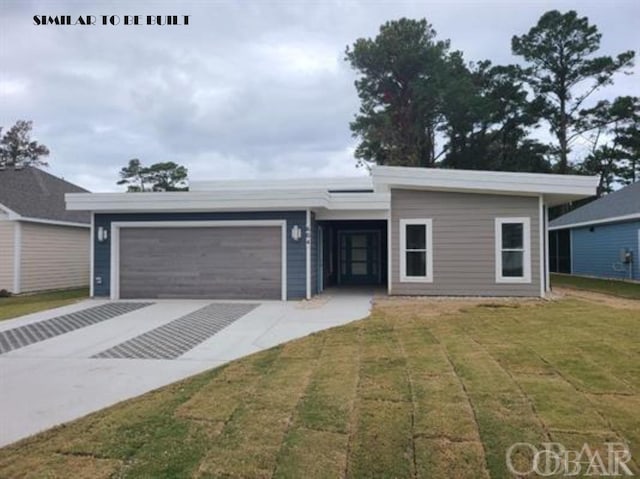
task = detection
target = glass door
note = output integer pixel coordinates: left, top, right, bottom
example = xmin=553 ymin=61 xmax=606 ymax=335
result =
xmin=338 ymin=231 xmax=380 ymax=284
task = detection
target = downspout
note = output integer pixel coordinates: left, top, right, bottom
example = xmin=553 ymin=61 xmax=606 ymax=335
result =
xmin=90 ymin=212 xmax=95 ymax=297
xmin=544 ymin=205 xmax=550 ymax=293
xmin=13 ymin=221 xmax=21 ymax=294
xmin=387 ymin=209 xmax=392 ymax=295
xmin=538 ymin=196 xmax=545 ymax=298
xmin=305 ymin=209 xmax=311 ymax=300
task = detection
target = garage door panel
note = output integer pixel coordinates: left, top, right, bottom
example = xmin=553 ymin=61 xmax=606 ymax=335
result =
xmin=119 ymin=226 xmax=282 ymax=299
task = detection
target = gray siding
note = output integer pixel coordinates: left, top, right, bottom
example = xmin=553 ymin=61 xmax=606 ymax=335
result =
xmin=119 ymin=226 xmax=281 ymax=299
xmin=391 ymin=189 xmax=541 ymax=297
xmin=94 ymin=212 xmax=307 ymax=299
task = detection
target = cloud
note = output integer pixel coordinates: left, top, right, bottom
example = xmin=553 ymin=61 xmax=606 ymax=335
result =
xmin=0 ymin=0 xmax=638 ymax=192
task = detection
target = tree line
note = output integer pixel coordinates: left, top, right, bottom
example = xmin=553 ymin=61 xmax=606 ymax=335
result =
xmin=0 ymin=121 xmax=189 ymax=191
xmin=345 ymin=10 xmax=638 ymax=195
xmin=4 ymin=10 xmax=636 ymax=197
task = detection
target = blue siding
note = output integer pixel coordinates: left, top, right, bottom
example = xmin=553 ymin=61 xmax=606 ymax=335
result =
xmin=94 ymin=211 xmax=307 ymax=299
xmin=571 ymin=220 xmax=640 ymax=280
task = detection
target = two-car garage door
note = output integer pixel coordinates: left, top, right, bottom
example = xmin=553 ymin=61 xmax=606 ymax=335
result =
xmin=118 ymin=226 xmax=283 ymax=300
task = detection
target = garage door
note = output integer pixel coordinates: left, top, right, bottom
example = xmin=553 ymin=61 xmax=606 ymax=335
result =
xmin=118 ymin=226 xmax=282 ymax=299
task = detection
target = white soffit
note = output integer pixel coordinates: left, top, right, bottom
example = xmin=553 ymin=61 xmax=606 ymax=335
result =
xmin=371 ymin=165 xmax=598 ymax=200
xmin=66 ymin=190 xmax=390 ymax=212
xmin=190 ymin=176 xmax=373 ymax=192
xmin=65 ymin=166 xmax=598 ymax=213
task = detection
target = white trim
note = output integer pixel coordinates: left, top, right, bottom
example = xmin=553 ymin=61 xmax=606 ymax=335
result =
xmin=305 ymin=209 xmax=311 ymax=300
xmin=19 ymin=217 xmax=90 ymax=229
xmin=191 ymin=176 xmax=373 ymax=192
xmin=569 ymin=228 xmax=574 ymax=274
xmin=66 ymin=190 xmax=390 ymax=213
xmin=13 ymin=221 xmax=21 ymax=294
xmin=0 ymin=203 xmax=20 ymax=220
xmin=318 ymin=225 xmax=323 ymax=293
xmin=90 ymin=213 xmax=95 ymax=297
xmin=495 ymin=217 xmax=532 ymax=284
xmin=109 ymin=220 xmax=288 ymax=301
xmin=549 ymin=212 xmax=640 ymax=231
xmin=387 ymin=211 xmax=392 ymax=294
xmin=67 ymin=167 xmax=596 ymax=212
xmin=313 ymin=209 xmax=388 ymax=221
xmin=545 ymin=206 xmax=550 ymax=292
xmin=399 ymin=218 xmax=433 ymax=283
xmin=373 ymin=165 xmax=598 ymax=197
xmin=0 ymin=202 xmax=89 ymax=228
xmin=539 ymin=196 xmax=545 ymax=297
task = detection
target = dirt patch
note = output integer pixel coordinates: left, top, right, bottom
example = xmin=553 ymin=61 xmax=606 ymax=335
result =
xmin=553 ymin=287 xmax=640 ymax=310
xmin=373 ymin=296 xmax=537 ymax=318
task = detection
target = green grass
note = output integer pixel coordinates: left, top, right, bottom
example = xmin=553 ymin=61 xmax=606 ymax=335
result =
xmin=0 ymin=288 xmax=89 ymax=321
xmin=1 ymin=296 xmax=639 ymax=478
xmin=552 ymin=272 xmax=640 ymax=299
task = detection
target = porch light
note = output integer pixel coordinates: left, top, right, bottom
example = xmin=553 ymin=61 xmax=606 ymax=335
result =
xmin=291 ymin=225 xmax=302 ymax=241
xmin=97 ymin=226 xmax=108 ymax=243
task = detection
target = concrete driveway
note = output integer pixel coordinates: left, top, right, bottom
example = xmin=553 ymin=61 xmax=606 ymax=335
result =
xmin=0 ymin=290 xmax=372 ymax=447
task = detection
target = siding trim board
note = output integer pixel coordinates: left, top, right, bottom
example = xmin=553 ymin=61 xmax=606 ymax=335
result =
xmin=109 ymin=220 xmax=288 ymax=301
xmin=13 ymin=221 xmax=21 ymax=294
xmin=544 ymin=205 xmax=551 ymax=292
xmin=539 ymin=196 xmax=545 ymax=297
xmin=387 ymin=211 xmax=392 ymax=294
xmin=305 ymin=209 xmax=311 ymax=300
xmin=0 ymin=222 xmax=14 ymax=291
xmin=90 ymin=213 xmax=95 ymax=297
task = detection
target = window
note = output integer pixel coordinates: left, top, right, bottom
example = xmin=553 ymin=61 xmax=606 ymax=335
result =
xmin=495 ymin=217 xmax=531 ymax=283
xmin=400 ymin=219 xmax=433 ymax=282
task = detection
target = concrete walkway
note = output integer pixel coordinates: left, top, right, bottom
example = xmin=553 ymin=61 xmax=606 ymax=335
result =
xmin=0 ymin=290 xmax=372 ymax=447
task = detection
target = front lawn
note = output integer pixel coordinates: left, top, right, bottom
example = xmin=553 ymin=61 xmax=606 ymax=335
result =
xmin=0 ymin=288 xmax=89 ymax=322
xmin=552 ymin=273 xmax=640 ymax=300
xmin=1 ymin=295 xmax=638 ymax=477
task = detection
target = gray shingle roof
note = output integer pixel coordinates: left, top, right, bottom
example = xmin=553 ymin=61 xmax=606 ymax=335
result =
xmin=0 ymin=166 xmax=90 ymax=224
xmin=550 ymin=181 xmax=640 ymax=229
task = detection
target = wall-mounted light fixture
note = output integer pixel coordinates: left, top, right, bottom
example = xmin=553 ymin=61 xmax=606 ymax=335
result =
xmin=97 ymin=226 xmax=109 ymax=243
xmin=291 ymin=225 xmax=302 ymax=241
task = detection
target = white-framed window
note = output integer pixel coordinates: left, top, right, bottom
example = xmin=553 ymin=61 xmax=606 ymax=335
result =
xmin=495 ymin=217 xmax=531 ymax=283
xmin=399 ymin=219 xmax=433 ymax=283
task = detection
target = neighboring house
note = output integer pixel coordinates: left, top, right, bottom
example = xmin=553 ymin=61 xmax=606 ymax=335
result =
xmin=549 ymin=181 xmax=640 ymax=281
xmin=0 ymin=166 xmax=91 ymax=294
xmin=66 ymin=166 xmax=597 ymax=300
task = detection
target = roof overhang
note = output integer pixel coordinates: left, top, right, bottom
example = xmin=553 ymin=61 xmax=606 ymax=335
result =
xmin=549 ymin=212 xmax=640 ymax=231
xmin=66 ymin=166 xmax=598 ymax=214
xmin=0 ymin=202 xmax=20 ymax=220
xmin=371 ymin=166 xmax=598 ymax=207
xmin=66 ymin=190 xmax=390 ymax=213
xmin=190 ymin=176 xmax=373 ymax=192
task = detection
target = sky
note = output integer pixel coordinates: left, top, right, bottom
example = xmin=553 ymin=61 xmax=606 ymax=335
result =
xmin=0 ymin=0 xmax=638 ymax=192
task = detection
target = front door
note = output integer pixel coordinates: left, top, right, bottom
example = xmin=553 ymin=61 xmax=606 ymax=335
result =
xmin=338 ymin=231 xmax=380 ymax=284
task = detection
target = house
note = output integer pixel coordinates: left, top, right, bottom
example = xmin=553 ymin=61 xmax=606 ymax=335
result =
xmin=549 ymin=181 xmax=640 ymax=281
xmin=0 ymin=166 xmax=91 ymax=294
xmin=65 ymin=166 xmax=597 ymax=300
